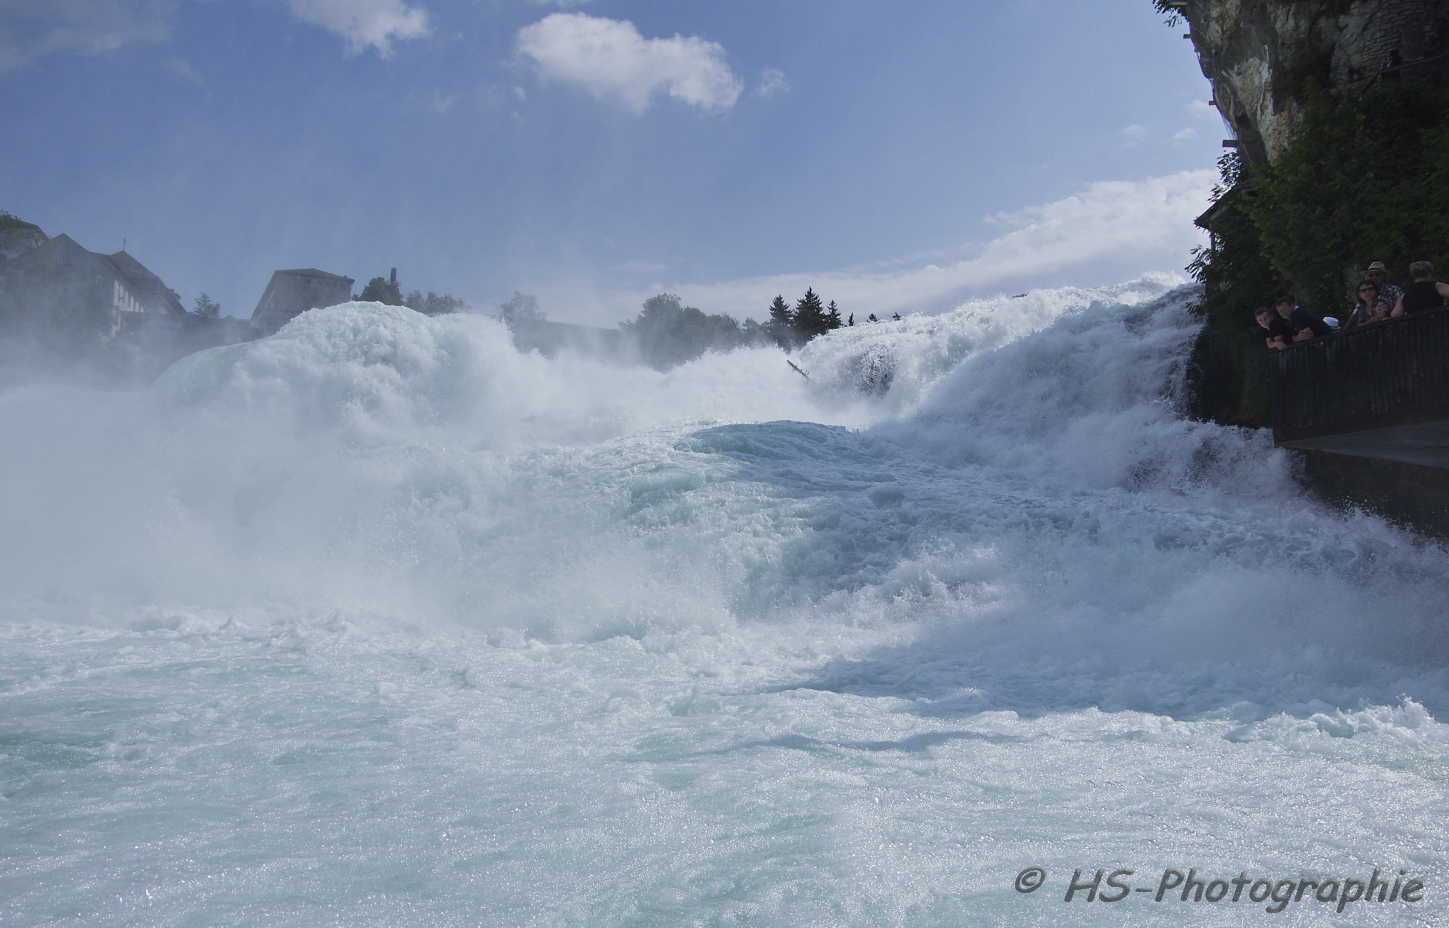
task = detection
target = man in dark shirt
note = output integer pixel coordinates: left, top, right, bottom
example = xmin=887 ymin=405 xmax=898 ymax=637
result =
xmin=1276 ymin=296 xmax=1331 ymax=342
xmin=1392 ymin=260 xmax=1449 ymax=316
xmin=1256 ymin=307 xmax=1295 ymax=350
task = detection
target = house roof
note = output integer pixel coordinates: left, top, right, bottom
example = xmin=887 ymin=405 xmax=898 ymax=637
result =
xmin=273 ymin=268 xmax=353 ymax=282
xmin=106 ymin=250 xmax=160 ymax=284
xmin=104 ymin=249 xmax=186 ymax=315
xmin=0 ymin=232 xmax=95 ymax=270
xmin=1195 ymin=184 xmax=1250 ymax=233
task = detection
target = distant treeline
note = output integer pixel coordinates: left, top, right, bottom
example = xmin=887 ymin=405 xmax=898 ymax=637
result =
xmin=622 ymin=288 xmax=849 ymax=370
xmin=491 ymin=287 xmax=858 ymax=371
xmin=356 ymin=274 xmax=468 ymax=317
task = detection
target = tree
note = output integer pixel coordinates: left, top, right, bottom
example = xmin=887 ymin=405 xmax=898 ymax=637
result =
xmin=767 ymin=295 xmax=795 ymax=349
xmin=767 ymin=294 xmax=793 ymax=328
xmin=358 ymin=276 xmax=404 ymax=305
xmin=793 ymin=287 xmax=828 ymax=339
xmin=193 ymin=293 xmax=221 ymax=318
xmin=405 ymin=290 xmax=467 ymax=316
xmin=0 ymin=211 xmax=47 ymax=261
xmin=740 ymin=317 xmax=770 ymax=345
xmin=620 ymin=293 xmax=743 ymax=370
xmin=825 ymin=300 xmax=842 ymax=330
xmin=499 ymin=291 xmax=544 ymax=324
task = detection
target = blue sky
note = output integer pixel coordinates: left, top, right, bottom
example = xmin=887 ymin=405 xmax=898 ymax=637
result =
xmin=1 ymin=1 xmax=1225 ymax=325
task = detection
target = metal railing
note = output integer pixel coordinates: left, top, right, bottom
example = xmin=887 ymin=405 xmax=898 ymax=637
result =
xmin=1269 ymin=306 xmax=1449 ymax=443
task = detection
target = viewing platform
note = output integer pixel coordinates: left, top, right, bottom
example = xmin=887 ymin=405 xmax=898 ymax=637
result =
xmin=1270 ymin=306 xmax=1449 ymax=470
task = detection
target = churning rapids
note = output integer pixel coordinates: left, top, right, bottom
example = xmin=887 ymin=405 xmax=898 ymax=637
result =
xmin=2 ymin=277 xmax=1446 ymax=927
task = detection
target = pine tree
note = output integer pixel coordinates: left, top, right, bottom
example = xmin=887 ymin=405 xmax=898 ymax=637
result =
xmin=767 ymin=294 xmax=795 ymax=348
xmin=793 ymin=288 xmax=827 ymax=339
xmin=192 ymin=293 xmax=221 ymax=318
xmin=825 ymin=300 xmax=842 ymax=330
xmin=768 ymin=294 xmax=793 ymax=328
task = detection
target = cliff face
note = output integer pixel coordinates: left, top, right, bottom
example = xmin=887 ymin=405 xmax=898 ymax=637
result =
xmin=1175 ymin=0 xmax=1449 ymax=162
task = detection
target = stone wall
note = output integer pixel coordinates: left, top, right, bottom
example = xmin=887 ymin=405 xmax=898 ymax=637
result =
xmin=1174 ymin=0 xmax=1449 ymax=162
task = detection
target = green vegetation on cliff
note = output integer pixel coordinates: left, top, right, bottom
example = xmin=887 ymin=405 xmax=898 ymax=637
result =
xmin=1186 ymin=78 xmax=1449 ymax=427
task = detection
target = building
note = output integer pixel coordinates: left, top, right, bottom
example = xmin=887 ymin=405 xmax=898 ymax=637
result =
xmin=249 ymin=268 xmax=354 ymax=335
xmin=0 ymin=216 xmax=47 ymax=261
xmin=0 ymin=232 xmax=188 ymax=349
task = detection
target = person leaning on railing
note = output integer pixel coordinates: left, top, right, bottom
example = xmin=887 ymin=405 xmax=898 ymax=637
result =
xmin=1365 ymin=261 xmax=1403 ymax=318
xmin=1343 ymin=279 xmax=1387 ymax=330
xmin=1255 ymin=307 xmax=1295 ymax=350
xmin=1276 ymin=295 xmax=1331 ymax=343
xmin=1391 ymin=261 xmax=1449 ymax=316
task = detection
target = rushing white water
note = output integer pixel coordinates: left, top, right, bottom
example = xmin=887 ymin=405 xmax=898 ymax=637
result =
xmin=2 ymin=277 xmax=1446 ymax=927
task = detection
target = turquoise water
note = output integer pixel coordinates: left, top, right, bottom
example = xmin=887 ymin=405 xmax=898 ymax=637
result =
xmin=2 ymin=279 xmax=1445 ymax=926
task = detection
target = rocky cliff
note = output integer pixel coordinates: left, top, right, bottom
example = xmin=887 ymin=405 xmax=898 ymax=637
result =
xmin=1170 ymin=0 xmax=1449 ymax=162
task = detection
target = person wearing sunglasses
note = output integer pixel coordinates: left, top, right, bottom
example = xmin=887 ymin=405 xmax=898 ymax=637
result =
xmin=1344 ymin=279 xmax=1387 ymax=329
xmin=1365 ymin=261 xmax=1403 ymax=319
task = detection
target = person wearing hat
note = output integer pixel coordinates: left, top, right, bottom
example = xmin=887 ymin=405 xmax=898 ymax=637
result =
xmin=1365 ymin=262 xmax=1403 ymax=318
xmin=1391 ymin=261 xmax=1449 ymax=316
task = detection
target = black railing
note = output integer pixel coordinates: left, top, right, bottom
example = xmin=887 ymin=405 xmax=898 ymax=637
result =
xmin=1269 ymin=306 xmax=1449 ymax=443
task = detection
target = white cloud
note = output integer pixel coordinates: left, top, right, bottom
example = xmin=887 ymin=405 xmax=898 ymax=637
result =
xmin=516 ymin=13 xmax=742 ymax=113
xmin=285 ymin=0 xmax=430 ymax=56
xmin=530 ymin=0 xmax=593 ymax=6
xmin=1172 ymin=127 xmax=1197 ymax=141
xmin=755 ymin=67 xmax=788 ymax=98
xmin=0 ymin=0 xmax=430 ymax=68
xmin=0 ymin=0 xmax=174 ymax=71
xmin=630 ymin=170 xmax=1215 ymax=322
xmin=164 ymin=56 xmax=205 ymax=89
xmin=1120 ymin=124 xmax=1149 ymax=143
xmin=1188 ymin=99 xmax=1216 ymax=119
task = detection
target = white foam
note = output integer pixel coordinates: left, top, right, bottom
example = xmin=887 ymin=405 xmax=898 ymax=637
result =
xmin=1 ymin=282 xmax=1447 ymax=926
